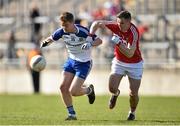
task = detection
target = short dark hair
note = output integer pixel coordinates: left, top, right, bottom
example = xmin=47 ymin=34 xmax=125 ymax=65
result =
xmin=60 ymin=12 xmax=74 ymax=22
xmin=117 ymin=11 xmax=131 ymax=20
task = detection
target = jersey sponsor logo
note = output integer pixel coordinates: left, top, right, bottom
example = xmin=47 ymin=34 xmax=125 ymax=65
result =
xmin=62 ymin=35 xmax=85 ymax=47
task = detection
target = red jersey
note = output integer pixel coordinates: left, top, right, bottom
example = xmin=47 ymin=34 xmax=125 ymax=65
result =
xmin=105 ymin=22 xmax=142 ymax=63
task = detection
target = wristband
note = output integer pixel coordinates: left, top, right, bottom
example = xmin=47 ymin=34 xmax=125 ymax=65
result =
xmin=88 ymin=33 xmax=95 ymax=37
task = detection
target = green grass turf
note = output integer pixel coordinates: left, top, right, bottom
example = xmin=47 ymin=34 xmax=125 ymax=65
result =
xmin=0 ymin=94 xmax=180 ymax=125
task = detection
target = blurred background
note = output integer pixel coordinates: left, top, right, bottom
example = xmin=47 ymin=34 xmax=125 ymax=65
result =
xmin=0 ymin=0 xmax=180 ymax=95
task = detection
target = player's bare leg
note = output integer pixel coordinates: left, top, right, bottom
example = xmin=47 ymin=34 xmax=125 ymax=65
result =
xmin=70 ymin=77 xmax=95 ymax=104
xmin=108 ymin=73 xmax=123 ymax=109
xmin=127 ymin=77 xmax=141 ymax=120
xmin=60 ymin=71 xmax=74 ymax=107
xmin=60 ymin=73 xmax=95 ymax=120
xmin=59 ymin=71 xmax=76 ymax=120
xmin=70 ymin=76 xmax=89 ymax=96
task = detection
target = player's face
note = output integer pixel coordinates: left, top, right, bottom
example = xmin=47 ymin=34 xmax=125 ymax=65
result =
xmin=117 ymin=18 xmax=130 ymax=32
xmin=60 ymin=20 xmax=72 ymax=30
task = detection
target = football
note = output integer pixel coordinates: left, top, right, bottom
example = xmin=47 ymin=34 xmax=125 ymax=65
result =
xmin=30 ymin=55 xmax=46 ymax=72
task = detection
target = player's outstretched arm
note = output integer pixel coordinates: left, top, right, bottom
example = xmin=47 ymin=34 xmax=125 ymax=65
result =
xmin=89 ymin=21 xmax=107 ymax=35
xmin=40 ymin=37 xmax=53 ymax=48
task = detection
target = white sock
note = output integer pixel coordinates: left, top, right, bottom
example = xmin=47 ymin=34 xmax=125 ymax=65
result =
xmin=129 ymin=110 xmax=135 ymax=115
xmin=68 ymin=114 xmax=76 ymax=117
xmin=87 ymin=87 xmax=92 ymax=95
xmin=113 ymin=90 xmax=120 ymax=96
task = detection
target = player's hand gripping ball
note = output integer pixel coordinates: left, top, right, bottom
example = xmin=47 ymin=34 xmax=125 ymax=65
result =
xmin=30 ymin=55 xmax=46 ymax=72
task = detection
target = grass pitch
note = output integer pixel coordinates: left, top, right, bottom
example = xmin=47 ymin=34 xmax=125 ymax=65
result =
xmin=0 ymin=94 xmax=180 ymax=125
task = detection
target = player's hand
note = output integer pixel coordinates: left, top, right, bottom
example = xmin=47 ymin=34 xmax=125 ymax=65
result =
xmin=81 ymin=43 xmax=92 ymax=50
xmin=40 ymin=41 xmax=49 ymax=48
xmin=86 ymin=36 xmax=93 ymax=43
xmin=81 ymin=36 xmax=94 ymax=50
xmin=111 ymin=34 xmax=122 ymax=44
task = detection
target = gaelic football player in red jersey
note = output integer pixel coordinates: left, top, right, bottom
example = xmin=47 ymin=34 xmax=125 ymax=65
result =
xmin=89 ymin=10 xmax=143 ymax=120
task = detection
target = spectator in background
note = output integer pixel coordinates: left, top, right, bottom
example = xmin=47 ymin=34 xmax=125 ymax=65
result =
xmin=27 ymin=45 xmax=42 ymax=94
xmin=109 ymin=0 xmax=125 ymax=15
xmin=0 ymin=0 xmax=4 ymax=8
xmin=137 ymin=24 xmax=149 ymax=41
xmin=28 ymin=2 xmax=42 ymax=94
xmin=78 ymin=5 xmax=92 ymax=22
xmin=0 ymin=50 xmax=3 ymax=59
xmin=7 ymin=30 xmax=17 ymax=60
xmin=29 ymin=2 xmax=42 ymax=46
xmin=91 ymin=6 xmax=105 ymax=20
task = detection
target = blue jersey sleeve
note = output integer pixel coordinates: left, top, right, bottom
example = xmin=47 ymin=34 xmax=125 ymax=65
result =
xmin=51 ymin=28 xmax=64 ymax=41
xmin=76 ymin=24 xmax=97 ymax=41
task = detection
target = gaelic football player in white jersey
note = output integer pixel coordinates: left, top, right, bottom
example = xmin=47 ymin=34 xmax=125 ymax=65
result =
xmin=41 ymin=12 xmax=102 ymax=120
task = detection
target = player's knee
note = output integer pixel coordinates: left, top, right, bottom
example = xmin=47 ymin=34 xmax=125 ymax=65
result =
xmin=60 ymin=84 xmax=69 ymax=93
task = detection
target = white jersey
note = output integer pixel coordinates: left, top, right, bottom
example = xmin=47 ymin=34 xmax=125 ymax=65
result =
xmin=51 ymin=24 xmax=97 ymax=62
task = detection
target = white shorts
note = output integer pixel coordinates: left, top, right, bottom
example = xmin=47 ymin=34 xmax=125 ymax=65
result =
xmin=111 ymin=58 xmax=143 ymax=80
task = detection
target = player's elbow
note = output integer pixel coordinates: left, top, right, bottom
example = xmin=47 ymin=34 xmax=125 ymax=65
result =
xmin=92 ymin=21 xmax=100 ymax=26
xmin=92 ymin=21 xmax=103 ymax=28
